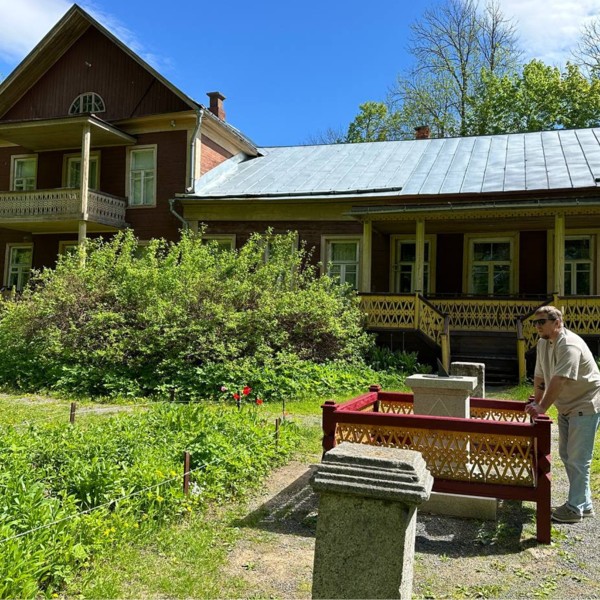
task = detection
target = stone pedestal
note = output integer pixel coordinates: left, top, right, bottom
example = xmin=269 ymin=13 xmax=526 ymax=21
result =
xmin=311 ymin=442 xmax=433 ymax=600
xmin=405 ymin=373 xmax=497 ymax=520
xmin=406 ymin=373 xmax=477 ymax=417
xmin=450 ymin=361 xmax=485 ymax=398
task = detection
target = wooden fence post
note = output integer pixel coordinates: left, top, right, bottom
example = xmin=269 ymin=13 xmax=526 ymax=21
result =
xmin=275 ymin=418 xmax=280 ymax=450
xmin=69 ymin=402 xmax=76 ymax=424
xmin=183 ymin=451 xmax=191 ymax=496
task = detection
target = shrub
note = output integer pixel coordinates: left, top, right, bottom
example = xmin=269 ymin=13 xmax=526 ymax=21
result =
xmin=0 ymin=231 xmax=372 ymax=398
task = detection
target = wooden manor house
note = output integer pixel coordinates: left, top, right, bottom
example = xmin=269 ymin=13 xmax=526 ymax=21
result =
xmin=1 ymin=5 xmax=600 ymax=383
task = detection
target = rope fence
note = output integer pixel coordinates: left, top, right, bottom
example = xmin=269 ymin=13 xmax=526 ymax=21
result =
xmin=0 ymin=417 xmax=286 ymax=545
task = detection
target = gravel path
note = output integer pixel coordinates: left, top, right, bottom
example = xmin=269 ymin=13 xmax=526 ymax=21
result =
xmin=225 ymin=421 xmax=600 ymax=599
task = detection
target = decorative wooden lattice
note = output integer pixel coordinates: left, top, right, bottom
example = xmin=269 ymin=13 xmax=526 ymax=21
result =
xmin=360 ymin=295 xmax=416 ymax=329
xmin=335 ymin=423 xmax=535 ymax=486
xmin=430 ymin=298 xmax=542 ymax=331
xmin=469 ymin=406 xmax=529 ymax=423
xmin=360 ymin=294 xmax=445 ymax=346
xmin=380 ymin=400 xmax=527 ymax=423
xmin=379 ymin=400 xmax=414 ymax=414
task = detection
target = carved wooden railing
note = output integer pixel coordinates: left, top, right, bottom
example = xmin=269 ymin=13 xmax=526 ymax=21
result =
xmin=360 ymin=293 xmax=450 ymax=369
xmin=428 ymin=297 xmax=544 ymax=331
xmin=0 ymin=189 xmax=127 ymax=228
xmin=322 ymin=387 xmax=552 ymax=543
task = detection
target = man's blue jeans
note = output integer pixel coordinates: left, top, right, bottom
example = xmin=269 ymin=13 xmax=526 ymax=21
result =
xmin=557 ymin=412 xmax=600 ymax=514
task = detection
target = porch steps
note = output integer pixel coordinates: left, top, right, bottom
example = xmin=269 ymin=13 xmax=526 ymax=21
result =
xmin=450 ymin=331 xmax=519 ymax=385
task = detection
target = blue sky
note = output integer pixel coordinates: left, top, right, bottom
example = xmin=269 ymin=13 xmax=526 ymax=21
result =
xmin=1 ymin=0 xmax=600 ymax=147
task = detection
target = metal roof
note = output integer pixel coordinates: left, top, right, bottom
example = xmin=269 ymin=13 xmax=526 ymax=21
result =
xmin=189 ymin=128 xmax=600 ymax=200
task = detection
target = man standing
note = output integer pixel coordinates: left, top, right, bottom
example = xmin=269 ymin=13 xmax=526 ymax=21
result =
xmin=525 ymin=306 xmax=600 ymax=523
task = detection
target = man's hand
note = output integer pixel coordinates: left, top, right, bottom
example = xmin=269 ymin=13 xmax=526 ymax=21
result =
xmin=525 ymin=401 xmax=545 ymax=418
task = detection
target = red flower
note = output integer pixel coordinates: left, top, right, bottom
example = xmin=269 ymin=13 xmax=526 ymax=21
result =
xmin=233 ymin=392 xmax=240 ymax=400
xmin=255 ymin=398 xmax=264 ymax=405
xmin=242 ymin=386 xmax=252 ymax=396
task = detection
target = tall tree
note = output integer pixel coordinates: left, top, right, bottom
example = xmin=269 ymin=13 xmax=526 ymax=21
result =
xmin=573 ymin=17 xmax=600 ymax=77
xmin=345 ymin=101 xmax=401 ymax=143
xmin=468 ymin=60 xmax=600 ymax=134
xmin=389 ymin=0 xmax=521 ymax=137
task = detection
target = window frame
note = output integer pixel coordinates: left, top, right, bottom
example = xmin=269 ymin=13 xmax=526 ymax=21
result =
xmin=69 ymin=92 xmax=106 ymax=115
xmin=464 ymin=233 xmax=518 ymax=295
xmin=321 ymin=235 xmax=362 ymax=290
xmin=564 ymin=235 xmax=595 ymax=295
xmin=4 ymin=243 xmax=33 ymax=291
xmin=58 ymin=241 xmax=79 ymax=256
xmin=201 ymin=234 xmax=236 ymax=251
xmin=10 ymin=154 xmax=38 ymax=191
xmin=547 ymin=230 xmax=599 ymax=295
xmin=62 ymin=152 xmax=100 ymax=190
xmin=126 ymin=145 xmax=157 ymax=208
xmin=390 ymin=234 xmax=436 ymax=294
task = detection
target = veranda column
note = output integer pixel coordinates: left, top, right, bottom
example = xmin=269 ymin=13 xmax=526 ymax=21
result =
xmin=415 ymin=219 xmax=425 ymax=294
xmin=554 ymin=213 xmax=565 ymax=296
xmin=78 ymin=122 xmax=91 ymax=246
xmin=360 ymin=220 xmax=372 ymax=292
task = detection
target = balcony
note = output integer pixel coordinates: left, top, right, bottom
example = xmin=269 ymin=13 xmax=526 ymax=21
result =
xmin=0 ymin=188 xmax=127 ymax=231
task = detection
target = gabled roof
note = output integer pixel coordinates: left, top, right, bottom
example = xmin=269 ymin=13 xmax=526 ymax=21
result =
xmin=187 ymin=128 xmax=600 ymax=200
xmin=0 ymin=4 xmax=257 ymax=153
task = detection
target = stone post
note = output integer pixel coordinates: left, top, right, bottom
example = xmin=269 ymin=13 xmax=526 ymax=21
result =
xmin=450 ymin=361 xmax=485 ymax=398
xmin=311 ymin=442 xmax=433 ymax=600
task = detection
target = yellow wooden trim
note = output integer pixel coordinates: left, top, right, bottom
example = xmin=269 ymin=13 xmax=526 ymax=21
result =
xmin=360 ymin=221 xmax=372 ymax=292
xmin=554 ymin=214 xmax=565 ymax=295
xmin=415 ymin=219 xmax=425 ymax=294
xmin=183 ymin=201 xmax=356 ymax=222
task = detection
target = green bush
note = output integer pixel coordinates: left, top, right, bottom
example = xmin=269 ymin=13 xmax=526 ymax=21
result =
xmin=366 ymin=347 xmax=432 ymax=374
xmin=0 ymin=403 xmax=298 ymax=597
xmin=0 ymin=231 xmax=372 ymax=398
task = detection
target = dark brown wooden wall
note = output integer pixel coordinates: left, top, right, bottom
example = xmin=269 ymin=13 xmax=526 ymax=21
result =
xmin=371 ymin=229 xmax=390 ymax=292
xmin=436 ymin=233 xmax=463 ymax=294
xmin=125 ymin=131 xmax=188 ymax=240
xmin=3 ymin=27 xmax=190 ymax=122
xmin=201 ymin=220 xmax=363 ymax=267
xmin=519 ymin=231 xmax=547 ymax=294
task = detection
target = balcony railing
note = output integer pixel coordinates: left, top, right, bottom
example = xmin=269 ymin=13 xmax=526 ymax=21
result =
xmin=0 ymin=189 xmax=127 ymax=228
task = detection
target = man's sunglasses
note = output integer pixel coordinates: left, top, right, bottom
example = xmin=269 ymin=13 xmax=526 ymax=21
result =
xmin=532 ymin=318 xmax=555 ymax=326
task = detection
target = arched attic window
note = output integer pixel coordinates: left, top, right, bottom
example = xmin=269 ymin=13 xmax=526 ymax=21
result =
xmin=69 ymin=92 xmax=105 ymax=115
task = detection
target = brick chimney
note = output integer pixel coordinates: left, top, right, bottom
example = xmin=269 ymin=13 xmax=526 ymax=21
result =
xmin=207 ymin=91 xmax=226 ymax=120
xmin=415 ymin=125 xmax=430 ymax=140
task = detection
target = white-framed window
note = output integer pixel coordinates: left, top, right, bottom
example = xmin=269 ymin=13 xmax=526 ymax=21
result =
xmin=202 ymin=234 xmax=236 ymax=251
xmin=69 ymin=92 xmax=105 ymax=115
xmin=322 ymin=236 xmax=361 ymax=289
xmin=63 ymin=154 xmax=99 ymax=189
xmin=391 ymin=236 xmax=435 ymax=294
xmin=10 ymin=155 xmax=37 ymax=191
xmin=4 ymin=244 xmax=33 ymax=291
xmin=127 ymin=146 xmax=156 ymax=207
xmin=466 ymin=235 xmax=516 ymax=295
xmin=565 ymin=236 xmax=594 ymax=295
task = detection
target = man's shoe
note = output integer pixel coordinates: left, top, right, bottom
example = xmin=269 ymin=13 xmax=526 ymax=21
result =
xmin=551 ymin=503 xmax=583 ymax=523
xmin=583 ymin=507 xmax=595 ymax=518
